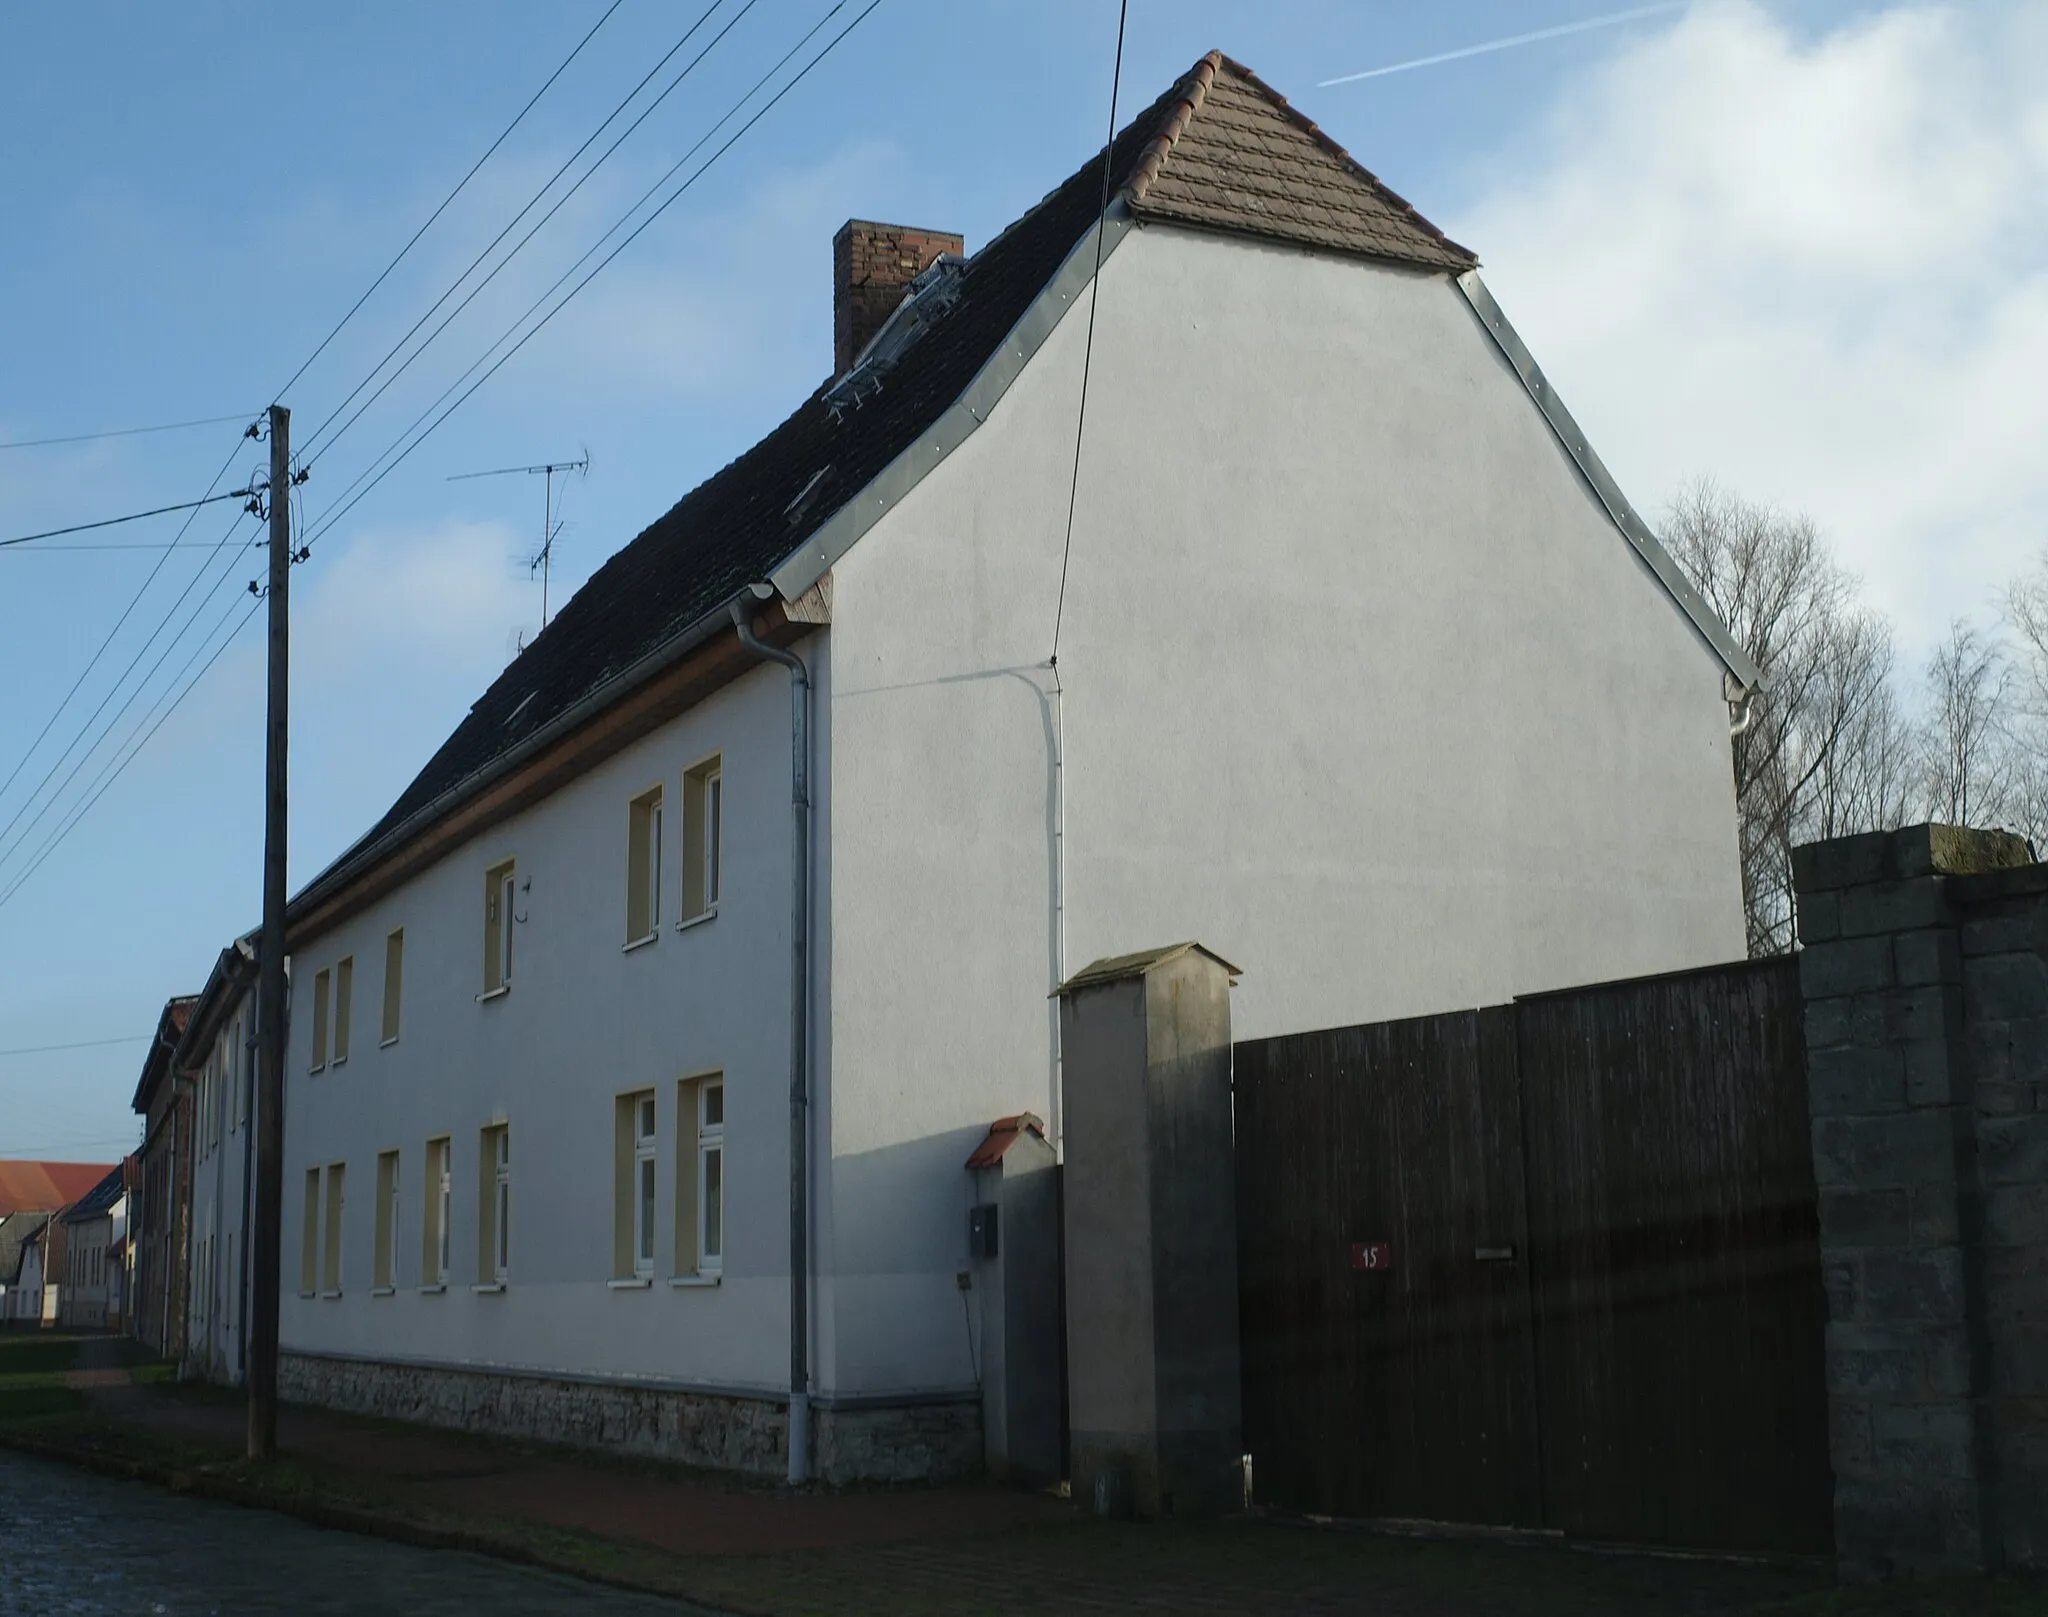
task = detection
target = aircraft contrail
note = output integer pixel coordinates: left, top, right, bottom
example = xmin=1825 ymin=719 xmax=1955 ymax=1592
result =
xmin=1318 ymin=2 xmax=1686 ymax=87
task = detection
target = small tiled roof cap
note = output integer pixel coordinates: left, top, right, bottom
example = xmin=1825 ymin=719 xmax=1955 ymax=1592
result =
xmin=965 ymin=1112 xmax=1048 ymax=1171
xmin=1124 ymin=53 xmax=1475 ymax=272
xmin=294 ymin=53 xmax=1474 ymax=918
xmin=0 ymin=1161 xmax=119 ymax=1216
xmin=1059 ymin=942 xmax=1244 ymax=995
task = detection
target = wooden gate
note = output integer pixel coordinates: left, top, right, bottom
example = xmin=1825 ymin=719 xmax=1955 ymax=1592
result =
xmin=1234 ymin=957 xmax=1833 ymax=1554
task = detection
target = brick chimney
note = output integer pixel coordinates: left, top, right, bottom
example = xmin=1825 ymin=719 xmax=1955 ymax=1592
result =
xmin=833 ymin=219 xmax=964 ymax=379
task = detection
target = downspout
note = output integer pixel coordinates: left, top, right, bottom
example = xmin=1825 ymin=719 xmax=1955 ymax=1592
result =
xmin=730 ymin=596 xmax=813 ymax=1486
xmin=1724 ymin=671 xmax=1758 ymax=739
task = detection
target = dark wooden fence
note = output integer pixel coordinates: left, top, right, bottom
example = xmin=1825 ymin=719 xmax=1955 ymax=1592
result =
xmin=1234 ymin=956 xmax=1833 ymax=1554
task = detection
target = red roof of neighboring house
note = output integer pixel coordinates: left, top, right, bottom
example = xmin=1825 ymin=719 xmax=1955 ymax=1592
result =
xmin=0 ymin=1161 xmax=119 ymax=1214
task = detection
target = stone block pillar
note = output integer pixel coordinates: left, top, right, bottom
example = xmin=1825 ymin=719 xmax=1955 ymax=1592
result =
xmin=1058 ymin=941 xmax=1243 ymax=1519
xmin=1792 ymin=824 xmax=2033 ymax=1576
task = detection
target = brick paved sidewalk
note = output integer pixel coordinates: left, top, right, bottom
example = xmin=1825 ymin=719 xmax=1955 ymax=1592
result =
xmin=52 ymin=1339 xmax=2007 ymax=1617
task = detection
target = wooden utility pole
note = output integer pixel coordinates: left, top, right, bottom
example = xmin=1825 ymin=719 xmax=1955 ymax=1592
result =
xmin=248 ymin=403 xmax=290 ymax=1460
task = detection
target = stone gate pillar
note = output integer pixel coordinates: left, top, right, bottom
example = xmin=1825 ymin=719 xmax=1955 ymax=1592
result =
xmin=1791 ymin=823 xmax=2036 ymax=1577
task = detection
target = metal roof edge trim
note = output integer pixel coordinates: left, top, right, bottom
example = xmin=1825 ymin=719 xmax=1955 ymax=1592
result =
xmin=287 ymin=598 xmax=750 ymax=934
xmin=1453 ymin=270 xmax=1762 ymax=691
xmin=168 ymin=946 xmax=258 ymax=1076
xmin=769 ymin=203 xmax=1137 ymax=600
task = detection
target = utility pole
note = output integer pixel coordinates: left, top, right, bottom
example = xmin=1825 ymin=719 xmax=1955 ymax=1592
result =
xmin=248 ymin=404 xmax=290 ymax=1461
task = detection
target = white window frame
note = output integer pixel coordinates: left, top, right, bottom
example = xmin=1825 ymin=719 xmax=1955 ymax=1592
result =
xmin=680 ymin=756 xmax=723 ymax=926
xmin=310 ymin=967 xmax=331 ymax=1073
xmin=423 ymin=1137 xmax=452 ymax=1289
xmin=332 ymin=955 xmax=354 ymax=1066
xmin=381 ymin=928 xmax=404 ymax=1046
xmin=483 ymin=860 xmax=516 ymax=996
xmin=634 ymin=1095 xmax=657 ymax=1279
xmin=702 ymin=765 xmax=721 ymax=909
xmin=492 ymin=1127 xmax=511 ymax=1284
xmin=696 ymin=1080 xmax=724 ymax=1276
xmin=626 ymin=787 xmax=665 ymax=946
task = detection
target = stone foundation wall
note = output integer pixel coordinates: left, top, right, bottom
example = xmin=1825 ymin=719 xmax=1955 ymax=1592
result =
xmin=814 ymin=1397 xmax=982 ymax=1484
xmin=279 ymin=1352 xmax=981 ymax=1483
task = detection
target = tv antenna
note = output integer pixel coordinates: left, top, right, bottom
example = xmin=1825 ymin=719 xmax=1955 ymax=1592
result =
xmin=447 ymin=452 xmax=589 ymax=629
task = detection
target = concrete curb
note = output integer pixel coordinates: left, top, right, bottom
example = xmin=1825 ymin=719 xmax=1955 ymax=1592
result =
xmin=0 ymin=1429 xmax=751 ymax=1614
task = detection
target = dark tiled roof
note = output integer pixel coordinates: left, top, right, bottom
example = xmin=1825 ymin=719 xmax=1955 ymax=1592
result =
xmin=60 ymin=1163 xmax=126 ymax=1224
xmin=311 ymin=54 xmax=1470 ymax=899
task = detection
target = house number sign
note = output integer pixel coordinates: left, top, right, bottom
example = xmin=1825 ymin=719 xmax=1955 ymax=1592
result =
xmin=1350 ymin=1241 xmax=1393 ymax=1271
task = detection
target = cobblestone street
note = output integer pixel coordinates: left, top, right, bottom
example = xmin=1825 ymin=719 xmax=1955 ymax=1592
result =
xmin=0 ymin=1450 xmax=701 ymax=1616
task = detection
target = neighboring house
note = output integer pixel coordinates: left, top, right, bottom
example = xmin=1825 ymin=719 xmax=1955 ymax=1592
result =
xmin=130 ymin=994 xmax=200 ymax=1360
xmin=6 ymin=1220 xmax=54 ymax=1326
xmin=273 ymin=54 xmax=1755 ymax=1482
xmin=57 ymin=1164 xmax=127 ymax=1331
xmin=175 ymin=940 xmax=260 ymax=1384
xmin=0 ymin=1216 xmax=35 ymax=1322
xmin=0 ymin=1161 xmax=114 ymax=1327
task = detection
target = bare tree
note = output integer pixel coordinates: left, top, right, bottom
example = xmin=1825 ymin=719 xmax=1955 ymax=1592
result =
xmin=2000 ymin=548 xmax=2048 ymax=849
xmin=1919 ymin=618 xmax=2018 ymax=831
xmin=1664 ymin=480 xmax=1908 ymax=954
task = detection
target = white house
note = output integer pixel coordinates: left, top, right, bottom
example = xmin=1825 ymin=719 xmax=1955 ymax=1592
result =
xmin=273 ymin=54 xmax=1754 ymax=1482
xmin=57 ymin=1165 xmax=127 ymax=1332
xmin=6 ymin=1221 xmax=53 ymax=1326
xmin=177 ymin=941 xmax=259 ymax=1382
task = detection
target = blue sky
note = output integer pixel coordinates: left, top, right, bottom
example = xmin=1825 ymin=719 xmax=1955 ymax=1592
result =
xmin=3 ymin=0 xmax=2043 ymax=1159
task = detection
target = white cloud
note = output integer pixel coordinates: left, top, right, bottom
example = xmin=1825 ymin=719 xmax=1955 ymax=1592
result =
xmin=1451 ymin=0 xmax=2048 ymax=661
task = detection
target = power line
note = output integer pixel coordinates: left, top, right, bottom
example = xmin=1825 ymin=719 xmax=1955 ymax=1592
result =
xmin=0 ymin=426 xmax=255 ymax=821
xmin=301 ymin=0 xmax=879 ymax=557
xmin=0 ymin=413 xmax=260 ymax=452
xmin=0 ymin=488 xmax=252 ymax=550
xmin=0 ymin=500 xmax=259 ymax=877
xmin=1050 ymin=0 xmax=1128 ymax=666
xmin=0 ymin=1034 xmax=152 ymax=1060
xmin=268 ymin=0 xmax=626 ymax=407
xmin=296 ymin=0 xmax=730 ymax=466
xmin=0 ymin=588 xmax=263 ymax=912
xmin=1 ymin=539 xmax=264 ymax=554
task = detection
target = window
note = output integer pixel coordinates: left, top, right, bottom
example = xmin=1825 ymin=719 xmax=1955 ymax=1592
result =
xmin=626 ymin=788 xmax=664 ymax=943
xmin=332 ymin=957 xmax=354 ymax=1065
xmin=381 ymin=929 xmax=404 ymax=1045
xmin=478 ymin=1124 xmax=509 ymax=1285
xmin=310 ymin=968 xmax=331 ymax=1072
xmin=682 ymin=757 xmax=722 ymax=921
xmin=373 ymin=1151 xmax=399 ymax=1291
xmin=483 ymin=861 xmax=516 ymax=994
xmin=422 ymin=1137 xmax=451 ymax=1288
xmin=321 ymin=1162 xmax=345 ymax=1294
xmin=614 ymin=1092 xmax=658 ymax=1280
xmin=674 ymin=1074 xmax=725 ymax=1278
xmin=698 ymin=1083 xmax=723 ymax=1274
xmin=300 ymin=1169 xmax=319 ymax=1294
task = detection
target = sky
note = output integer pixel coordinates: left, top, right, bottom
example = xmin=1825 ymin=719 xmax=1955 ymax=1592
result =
xmin=2 ymin=0 xmax=2043 ymax=1160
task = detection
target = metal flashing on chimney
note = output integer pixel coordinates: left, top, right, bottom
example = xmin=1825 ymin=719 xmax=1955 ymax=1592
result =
xmin=825 ymin=255 xmax=969 ymax=419
xmin=774 ymin=205 xmax=1135 ymax=600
